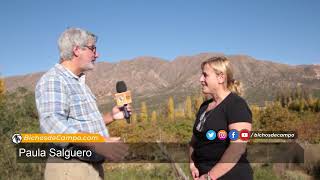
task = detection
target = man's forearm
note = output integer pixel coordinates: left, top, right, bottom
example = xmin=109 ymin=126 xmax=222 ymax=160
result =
xmin=103 ymin=112 xmax=114 ymax=125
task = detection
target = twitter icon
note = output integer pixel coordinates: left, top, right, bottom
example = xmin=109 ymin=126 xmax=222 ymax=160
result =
xmin=206 ymin=130 xmax=216 ymax=140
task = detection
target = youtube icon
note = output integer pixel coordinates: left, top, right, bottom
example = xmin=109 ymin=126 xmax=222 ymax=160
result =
xmin=239 ymin=129 xmax=250 ymax=141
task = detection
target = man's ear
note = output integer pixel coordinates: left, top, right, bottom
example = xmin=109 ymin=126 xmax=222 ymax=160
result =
xmin=73 ymin=46 xmax=81 ymax=57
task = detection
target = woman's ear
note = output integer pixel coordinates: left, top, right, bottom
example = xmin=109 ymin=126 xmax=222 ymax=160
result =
xmin=217 ymin=72 xmax=226 ymax=84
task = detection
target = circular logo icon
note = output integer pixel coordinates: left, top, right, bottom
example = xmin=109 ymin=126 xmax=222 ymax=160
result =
xmin=228 ymin=129 xmax=239 ymax=141
xmin=239 ymin=129 xmax=250 ymax=141
xmin=206 ymin=130 xmax=216 ymax=141
xmin=217 ymin=130 xmax=227 ymax=140
xmin=12 ymin=133 xmax=22 ymax=144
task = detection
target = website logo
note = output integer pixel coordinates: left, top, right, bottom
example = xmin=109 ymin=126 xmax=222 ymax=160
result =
xmin=206 ymin=130 xmax=216 ymax=141
xmin=228 ymin=129 xmax=239 ymax=141
xmin=239 ymin=129 xmax=250 ymax=141
xmin=12 ymin=133 xmax=22 ymax=144
xmin=217 ymin=130 xmax=227 ymax=140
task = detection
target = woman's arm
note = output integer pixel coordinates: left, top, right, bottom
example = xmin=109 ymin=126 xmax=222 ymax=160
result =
xmin=189 ymin=135 xmax=200 ymax=180
xmin=207 ymin=122 xmax=251 ymax=180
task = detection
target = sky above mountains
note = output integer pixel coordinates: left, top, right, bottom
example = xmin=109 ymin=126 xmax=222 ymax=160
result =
xmin=0 ymin=0 xmax=319 ymax=77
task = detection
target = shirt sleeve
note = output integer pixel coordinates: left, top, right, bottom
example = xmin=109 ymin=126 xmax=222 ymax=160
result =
xmin=226 ymin=97 xmax=252 ymax=124
xmin=35 ymin=77 xmax=78 ymax=134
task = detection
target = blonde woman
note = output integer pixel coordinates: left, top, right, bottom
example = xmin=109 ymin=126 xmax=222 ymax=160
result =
xmin=189 ymin=56 xmax=253 ymax=180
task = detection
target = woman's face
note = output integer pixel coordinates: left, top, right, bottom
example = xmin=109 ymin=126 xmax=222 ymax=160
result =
xmin=200 ymin=64 xmax=224 ymax=94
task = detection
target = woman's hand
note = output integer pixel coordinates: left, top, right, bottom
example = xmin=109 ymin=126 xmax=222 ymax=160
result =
xmin=190 ymin=162 xmax=200 ymax=180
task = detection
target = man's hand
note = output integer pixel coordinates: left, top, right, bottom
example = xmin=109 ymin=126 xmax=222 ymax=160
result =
xmin=92 ymin=137 xmax=128 ymax=162
xmin=190 ymin=162 xmax=200 ymax=180
xmin=103 ymin=104 xmax=132 ymax=124
xmin=112 ymin=104 xmax=132 ymax=120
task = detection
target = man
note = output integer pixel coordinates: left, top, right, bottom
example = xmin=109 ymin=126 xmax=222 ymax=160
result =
xmin=35 ymin=27 xmax=128 ymax=180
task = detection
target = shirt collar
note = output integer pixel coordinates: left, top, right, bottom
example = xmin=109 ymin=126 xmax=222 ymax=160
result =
xmin=55 ymin=64 xmax=86 ymax=82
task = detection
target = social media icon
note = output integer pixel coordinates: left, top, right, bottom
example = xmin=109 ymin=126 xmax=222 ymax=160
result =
xmin=217 ymin=130 xmax=227 ymax=140
xmin=239 ymin=129 xmax=250 ymax=141
xmin=206 ymin=130 xmax=216 ymax=140
xmin=228 ymin=129 xmax=239 ymax=141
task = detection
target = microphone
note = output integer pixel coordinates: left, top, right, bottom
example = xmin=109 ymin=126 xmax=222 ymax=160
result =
xmin=115 ymin=81 xmax=132 ymax=123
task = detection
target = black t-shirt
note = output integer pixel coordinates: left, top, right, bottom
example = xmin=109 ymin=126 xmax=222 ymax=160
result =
xmin=191 ymin=92 xmax=253 ymax=179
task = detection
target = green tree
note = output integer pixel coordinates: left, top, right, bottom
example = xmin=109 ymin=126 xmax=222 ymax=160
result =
xmin=315 ymin=99 xmax=320 ymax=112
xmin=258 ymin=102 xmax=299 ymax=131
xmin=0 ymin=88 xmax=44 ymax=180
xmin=250 ymin=105 xmax=261 ymax=130
xmin=140 ymin=101 xmax=148 ymax=122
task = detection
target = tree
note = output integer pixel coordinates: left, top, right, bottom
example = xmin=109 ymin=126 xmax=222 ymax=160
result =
xmin=151 ymin=110 xmax=157 ymax=123
xmin=185 ymin=96 xmax=193 ymax=119
xmin=315 ymin=99 xmax=320 ymax=112
xmin=298 ymin=98 xmax=306 ymax=112
xmin=131 ymin=113 xmax=137 ymax=124
xmin=258 ymin=102 xmax=299 ymax=131
xmin=194 ymin=95 xmax=204 ymax=113
xmin=0 ymin=77 xmax=5 ymax=96
xmin=167 ymin=97 xmax=175 ymax=121
xmin=140 ymin=101 xmax=148 ymax=122
xmin=250 ymin=105 xmax=261 ymax=130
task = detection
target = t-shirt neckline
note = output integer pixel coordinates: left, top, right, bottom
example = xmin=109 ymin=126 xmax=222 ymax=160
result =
xmin=205 ymin=92 xmax=233 ymax=114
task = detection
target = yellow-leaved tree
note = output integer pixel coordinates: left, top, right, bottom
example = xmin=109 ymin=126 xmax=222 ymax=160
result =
xmin=167 ymin=96 xmax=175 ymax=121
xmin=0 ymin=77 xmax=5 ymax=96
xmin=185 ymin=96 xmax=193 ymax=119
xmin=151 ymin=110 xmax=157 ymax=123
xmin=140 ymin=101 xmax=148 ymax=122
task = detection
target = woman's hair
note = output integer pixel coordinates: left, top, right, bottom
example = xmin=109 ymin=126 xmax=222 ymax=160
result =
xmin=58 ymin=27 xmax=97 ymax=62
xmin=201 ymin=56 xmax=242 ymax=95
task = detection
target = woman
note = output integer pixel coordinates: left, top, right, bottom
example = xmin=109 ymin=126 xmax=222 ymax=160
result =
xmin=189 ymin=56 xmax=253 ymax=180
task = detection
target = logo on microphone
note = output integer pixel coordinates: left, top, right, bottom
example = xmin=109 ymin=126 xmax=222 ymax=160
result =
xmin=217 ymin=130 xmax=227 ymax=140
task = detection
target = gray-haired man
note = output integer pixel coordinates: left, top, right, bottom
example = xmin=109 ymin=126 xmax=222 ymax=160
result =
xmin=35 ymin=28 xmax=128 ymax=179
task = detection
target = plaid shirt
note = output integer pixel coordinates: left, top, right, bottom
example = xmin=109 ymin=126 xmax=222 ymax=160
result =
xmin=35 ymin=64 xmax=109 ymax=137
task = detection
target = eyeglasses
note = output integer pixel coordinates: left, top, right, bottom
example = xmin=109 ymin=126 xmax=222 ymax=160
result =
xmin=84 ymin=45 xmax=97 ymax=53
xmin=196 ymin=111 xmax=208 ymax=132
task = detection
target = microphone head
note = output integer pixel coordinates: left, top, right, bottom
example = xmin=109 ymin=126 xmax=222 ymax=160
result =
xmin=116 ymin=81 xmax=127 ymax=93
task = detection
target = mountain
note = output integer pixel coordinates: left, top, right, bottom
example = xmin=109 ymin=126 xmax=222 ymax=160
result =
xmin=4 ymin=53 xmax=320 ymax=106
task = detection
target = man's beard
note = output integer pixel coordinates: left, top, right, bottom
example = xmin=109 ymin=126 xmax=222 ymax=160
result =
xmin=81 ymin=61 xmax=95 ymax=72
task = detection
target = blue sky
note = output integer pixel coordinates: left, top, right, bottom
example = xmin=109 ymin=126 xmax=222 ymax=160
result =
xmin=0 ymin=0 xmax=319 ymax=77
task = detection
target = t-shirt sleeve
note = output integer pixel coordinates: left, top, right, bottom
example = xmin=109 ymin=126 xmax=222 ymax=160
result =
xmin=227 ymin=98 xmax=252 ymax=124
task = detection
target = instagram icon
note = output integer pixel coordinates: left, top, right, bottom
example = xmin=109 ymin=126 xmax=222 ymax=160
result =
xmin=217 ymin=130 xmax=227 ymax=140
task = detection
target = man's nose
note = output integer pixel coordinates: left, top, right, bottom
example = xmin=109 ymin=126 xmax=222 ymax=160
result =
xmin=95 ymin=51 xmax=100 ymax=58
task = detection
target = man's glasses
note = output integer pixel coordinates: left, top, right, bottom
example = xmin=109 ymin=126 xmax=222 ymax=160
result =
xmin=84 ymin=45 xmax=97 ymax=53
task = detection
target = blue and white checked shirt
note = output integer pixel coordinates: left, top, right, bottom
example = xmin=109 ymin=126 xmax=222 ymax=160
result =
xmin=35 ymin=64 xmax=109 ymax=137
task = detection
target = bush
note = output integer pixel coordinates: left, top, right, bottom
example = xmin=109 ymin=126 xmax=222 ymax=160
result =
xmin=258 ymin=102 xmax=299 ymax=131
xmin=0 ymin=88 xmax=44 ymax=180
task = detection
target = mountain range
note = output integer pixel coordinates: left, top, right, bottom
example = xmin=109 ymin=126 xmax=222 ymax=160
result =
xmin=4 ymin=53 xmax=320 ymax=106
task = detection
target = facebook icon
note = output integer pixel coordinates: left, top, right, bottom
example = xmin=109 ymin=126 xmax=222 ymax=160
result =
xmin=228 ymin=129 xmax=239 ymax=141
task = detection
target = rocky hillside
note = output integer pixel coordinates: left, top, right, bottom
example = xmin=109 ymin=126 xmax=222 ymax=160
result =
xmin=4 ymin=53 xmax=320 ymax=105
